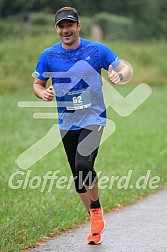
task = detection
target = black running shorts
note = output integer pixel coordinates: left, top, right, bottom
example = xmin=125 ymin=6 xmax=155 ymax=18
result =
xmin=60 ymin=125 xmax=104 ymax=193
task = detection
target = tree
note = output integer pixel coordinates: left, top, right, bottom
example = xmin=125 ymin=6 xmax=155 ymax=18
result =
xmin=128 ymin=0 xmax=163 ymax=39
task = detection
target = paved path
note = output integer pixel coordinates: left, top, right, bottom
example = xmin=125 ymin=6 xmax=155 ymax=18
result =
xmin=29 ymin=189 xmax=167 ymax=252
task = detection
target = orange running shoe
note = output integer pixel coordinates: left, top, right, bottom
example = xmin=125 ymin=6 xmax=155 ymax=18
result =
xmin=90 ymin=208 xmax=105 ymax=235
xmin=87 ymin=233 xmax=102 ymax=245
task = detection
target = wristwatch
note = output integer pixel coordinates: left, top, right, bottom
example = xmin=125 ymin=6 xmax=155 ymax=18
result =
xmin=117 ymin=73 xmax=124 ymax=81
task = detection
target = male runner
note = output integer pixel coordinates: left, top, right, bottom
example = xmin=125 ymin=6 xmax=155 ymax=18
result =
xmin=33 ymin=6 xmax=132 ymax=244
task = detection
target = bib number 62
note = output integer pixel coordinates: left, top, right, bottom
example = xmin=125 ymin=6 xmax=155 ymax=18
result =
xmin=73 ymin=96 xmax=82 ymax=104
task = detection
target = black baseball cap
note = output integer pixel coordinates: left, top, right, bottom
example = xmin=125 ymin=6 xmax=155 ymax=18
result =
xmin=55 ymin=10 xmax=79 ymax=25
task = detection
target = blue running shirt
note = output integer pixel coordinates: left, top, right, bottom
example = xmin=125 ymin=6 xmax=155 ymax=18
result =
xmin=35 ymin=38 xmax=121 ymax=130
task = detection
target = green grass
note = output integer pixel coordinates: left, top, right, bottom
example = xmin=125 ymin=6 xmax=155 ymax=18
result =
xmin=0 ymin=36 xmax=167 ymax=251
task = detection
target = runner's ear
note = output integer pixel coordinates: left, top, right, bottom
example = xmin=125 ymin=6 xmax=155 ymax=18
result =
xmin=78 ymin=21 xmax=82 ymax=31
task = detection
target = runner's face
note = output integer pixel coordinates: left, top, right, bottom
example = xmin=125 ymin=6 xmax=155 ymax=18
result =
xmin=56 ymin=20 xmax=81 ymax=49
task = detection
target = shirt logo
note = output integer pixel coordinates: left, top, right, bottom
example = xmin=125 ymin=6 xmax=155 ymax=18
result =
xmin=85 ymin=56 xmax=91 ymax=60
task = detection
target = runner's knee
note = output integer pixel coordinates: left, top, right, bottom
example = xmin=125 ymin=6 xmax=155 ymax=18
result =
xmin=76 ymin=160 xmax=98 ymax=187
xmin=76 ymin=159 xmax=92 ymax=173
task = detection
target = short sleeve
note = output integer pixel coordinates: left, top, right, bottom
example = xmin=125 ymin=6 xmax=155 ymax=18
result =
xmin=35 ymin=50 xmax=50 ymax=81
xmin=97 ymin=43 xmax=121 ymax=70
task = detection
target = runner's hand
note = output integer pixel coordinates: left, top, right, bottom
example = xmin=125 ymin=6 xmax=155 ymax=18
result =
xmin=108 ymin=65 xmax=121 ymax=84
xmin=41 ymin=86 xmax=54 ymax=101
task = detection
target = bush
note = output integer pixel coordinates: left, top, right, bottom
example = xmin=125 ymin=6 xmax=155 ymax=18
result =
xmin=79 ymin=16 xmax=92 ymax=38
xmin=93 ymin=12 xmax=135 ymax=41
xmin=0 ymin=20 xmax=54 ymax=39
xmin=0 ymin=20 xmax=25 ymax=38
xmin=28 ymin=12 xmax=54 ymax=25
xmin=0 ymin=12 xmax=55 ymax=39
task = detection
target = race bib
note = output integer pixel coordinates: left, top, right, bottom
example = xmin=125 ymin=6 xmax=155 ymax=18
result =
xmin=64 ymin=87 xmax=91 ymax=110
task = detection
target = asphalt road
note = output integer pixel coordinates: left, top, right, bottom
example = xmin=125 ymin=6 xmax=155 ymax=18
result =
xmin=29 ymin=189 xmax=167 ymax=252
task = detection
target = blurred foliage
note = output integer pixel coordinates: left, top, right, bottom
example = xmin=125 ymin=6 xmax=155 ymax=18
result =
xmin=0 ymin=0 xmax=166 ymax=40
xmin=79 ymin=16 xmax=92 ymax=38
xmin=93 ymin=13 xmax=135 ymax=41
xmin=128 ymin=0 xmax=167 ymax=40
